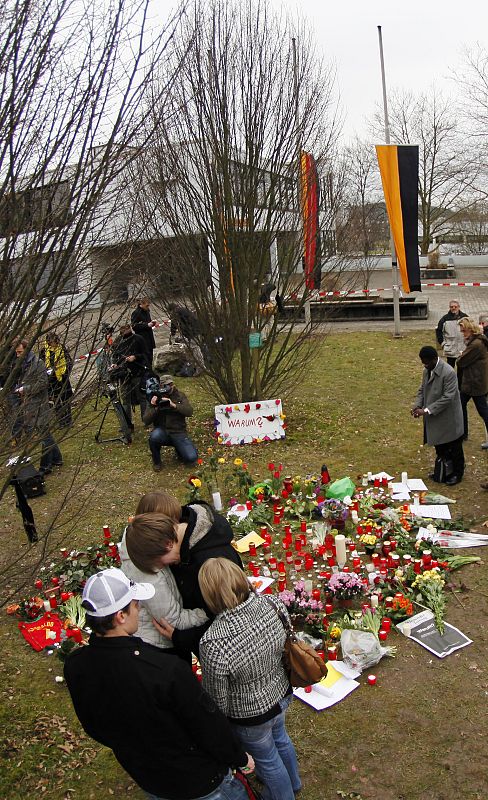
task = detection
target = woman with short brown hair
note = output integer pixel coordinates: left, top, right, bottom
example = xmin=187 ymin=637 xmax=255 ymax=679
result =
xmin=457 ymin=318 xmax=488 ymax=448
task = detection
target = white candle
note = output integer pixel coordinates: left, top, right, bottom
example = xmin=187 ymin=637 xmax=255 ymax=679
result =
xmin=368 ymin=572 xmax=377 ymax=586
xmin=335 ymin=534 xmax=347 ymax=568
xmin=212 ymin=491 xmax=222 ymax=511
xmin=43 ymin=600 xmax=51 ymax=612
xmin=351 ymin=510 xmax=359 ymax=525
xmin=370 ymin=593 xmax=379 ymax=608
xmin=401 ymin=471 xmax=408 ymax=485
xmin=304 ymin=579 xmax=313 ymax=593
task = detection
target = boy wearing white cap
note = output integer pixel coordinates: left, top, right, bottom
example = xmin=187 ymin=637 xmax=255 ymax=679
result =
xmin=64 ymin=568 xmax=251 ymax=800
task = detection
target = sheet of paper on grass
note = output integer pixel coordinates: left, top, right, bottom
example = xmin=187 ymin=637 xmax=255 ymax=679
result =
xmin=234 ymin=532 xmax=266 ymax=553
xmin=391 ymin=478 xmax=427 ymax=500
xmin=396 ymin=610 xmax=472 ymax=658
xmin=247 ymin=576 xmax=274 ymax=593
xmin=294 ymin=661 xmax=360 ymax=710
xmin=417 ymin=526 xmax=488 ymax=548
xmin=409 ymin=504 xmax=451 ymax=520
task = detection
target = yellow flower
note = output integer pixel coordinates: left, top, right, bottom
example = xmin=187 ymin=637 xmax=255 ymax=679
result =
xmin=234 ymin=458 xmax=243 ymax=466
xmin=329 ymin=625 xmax=342 ymax=640
xmin=218 ymin=437 xmax=223 ymax=444
xmin=218 ymin=457 xmax=226 ymax=464
xmin=280 ymin=413 xmax=286 ymax=420
xmin=190 ymin=478 xmax=202 ymax=488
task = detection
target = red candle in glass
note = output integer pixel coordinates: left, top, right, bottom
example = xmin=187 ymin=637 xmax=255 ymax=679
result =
xmin=327 ymin=555 xmax=335 ymax=567
xmin=367 ymin=674 xmax=377 ymax=685
xmin=264 ymin=533 xmax=272 ymax=545
xmin=300 ymin=520 xmax=307 ymax=533
xmin=390 ymin=539 xmax=397 ymax=550
xmin=273 ymin=513 xmax=280 ymax=524
xmin=342 ymin=566 xmax=350 ymax=573
xmin=325 ymin=602 xmax=333 ymax=614
xmin=295 ymin=558 xmax=302 ymax=571
xmin=245 ymin=500 xmax=253 ymax=510
xmin=322 ymin=616 xmax=330 ymax=629
xmin=348 ymin=542 xmax=356 ymax=552
xmin=356 ymin=524 xmax=363 ymax=535
xmin=252 ymin=567 xmax=260 ymax=577
xmin=51 ymin=576 xmax=59 ymax=587
xmin=248 ymin=561 xmax=256 ymax=572
xmin=327 ymin=646 xmax=337 ymax=661
xmin=318 ymin=545 xmax=326 ymax=557
xmin=300 ymin=533 xmax=307 ymax=546
xmin=49 ymin=595 xmax=57 ymax=609
xmin=371 ymin=553 xmax=380 ymax=566
xmin=103 ymin=525 xmax=111 ymax=540
xmin=381 ymin=618 xmax=391 ymax=632
xmin=413 ymin=559 xmax=422 ymax=574
xmin=249 ymin=543 xmax=257 ymax=556
xmin=284 ymin=524 xmax=291 ymax=536
xmin=277 ymin=561 xmax=285 ymax=572
xmin=403 ymin=554 xmax=412 ymax=565
xmin=352 ymin=557 xmax=361 ymax=567
xmin=295 ymin=538 xmax=302 ymax=552
xmin=384 ymin=596 xmax=394 ymax=608
xmin=374 ymin=478 xmax=380 ymax=488
xmin=282 ymin=538 xmax=289 ymax=549
xmin=60 ymin=548 xmax=68 ymax=558
xmin=268 ymin=557 xmax=277 ymax=570
xmin=431 ymin=559 xmax=438 ymax=569
xmin=317 ymin=649 xmax=326 ymax=661
xmin=324 ymin=571 xmax=332 ymax=580
xmin=422 ymin=550 xmax=432 ymax=566
xmin=281 ymin=490 xmax=289 ymax=499
xmin=378 ymin=629 xmax=388 ymax=641
xmin=278 ymin=580 xmax=286 ymax=592
xmin=286 ymin=551 xmax=293 ymax=563
xmin=260 ymin=526 xmax=268 ymax=537
xmin=312 ymin=589 xmax=321 ymax=601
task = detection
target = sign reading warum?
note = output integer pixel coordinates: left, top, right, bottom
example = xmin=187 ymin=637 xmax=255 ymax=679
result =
xmin=215 ymin=399 xmax=286 ymax=446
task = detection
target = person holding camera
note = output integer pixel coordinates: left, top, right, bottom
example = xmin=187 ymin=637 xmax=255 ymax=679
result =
xmin=143 ymin=374 xmax=198 ymax=470
xmin=111 ymin=324 xmax=149 ymax=430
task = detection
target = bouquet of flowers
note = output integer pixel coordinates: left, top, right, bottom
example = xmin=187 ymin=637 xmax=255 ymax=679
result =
xmin=412 ymin=568 xmax=446 ymax=633
xmin=319 ymin=498 xmax=349 ymax=524
xmin=326 ymin=571 xmax=364 ymax=601
xmin=278 ymin=579 xmax=324 ymax=617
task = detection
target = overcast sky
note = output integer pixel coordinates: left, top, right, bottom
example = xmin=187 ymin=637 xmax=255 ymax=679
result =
xmin=271 ymin=0 xmax=487 ymax=140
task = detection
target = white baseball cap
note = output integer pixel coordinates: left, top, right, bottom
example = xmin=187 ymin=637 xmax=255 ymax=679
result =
xmin=82 ymin=567 xmax=155 ymax=617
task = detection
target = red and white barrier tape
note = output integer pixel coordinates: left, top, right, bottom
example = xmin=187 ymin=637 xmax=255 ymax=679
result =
xmin=311 ymin=282 xmax=488 ymax=300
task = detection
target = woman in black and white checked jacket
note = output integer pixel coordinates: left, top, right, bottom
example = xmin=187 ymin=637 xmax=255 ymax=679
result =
xmin=198 ymin=558 xmax=302 ymax=800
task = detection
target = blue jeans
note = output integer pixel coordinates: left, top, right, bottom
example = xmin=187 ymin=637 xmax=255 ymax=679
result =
xmin=40 ymin=432 xmax=63 ymax=471
xmin=149 ymin=427 xmax=198 ymax=464
xmin=144 ymin=769 xmax=248 ymax=800
xmin=231 ymin=696 xmax=301 ymax=800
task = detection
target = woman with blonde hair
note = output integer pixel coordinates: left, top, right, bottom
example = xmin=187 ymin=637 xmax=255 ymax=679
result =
xmin=196 ymin=558 xmax=301 ymax=800
xmin=457 ymin=318 xmax=488 ymax=448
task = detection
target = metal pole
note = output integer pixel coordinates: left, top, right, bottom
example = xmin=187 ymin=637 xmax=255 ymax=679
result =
xmin=377 ymin=25 xmax=401 ymax=338
xmin=292 ymin=37 xmax=311 ymax=326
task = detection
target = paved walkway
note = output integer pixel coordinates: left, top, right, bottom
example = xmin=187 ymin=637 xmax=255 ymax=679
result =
xmin=325 ymin=267 xmax=488 ymax=333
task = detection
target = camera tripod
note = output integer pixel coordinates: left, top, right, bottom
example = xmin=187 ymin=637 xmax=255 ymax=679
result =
xmin=94 ymin=384 xmax=133 ymax=445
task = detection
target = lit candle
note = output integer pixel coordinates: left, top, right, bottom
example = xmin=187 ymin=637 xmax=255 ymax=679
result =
xmin=335 ymin=534 xmax=347 ymax=568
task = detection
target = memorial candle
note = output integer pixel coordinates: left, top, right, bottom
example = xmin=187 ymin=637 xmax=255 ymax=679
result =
xmin=335 ymin=534 xmax=347 ymax=568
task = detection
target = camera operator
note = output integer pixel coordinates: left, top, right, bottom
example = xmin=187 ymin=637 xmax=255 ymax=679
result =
xmin=110 ymin=324 xmax=149 ymax=430
xmin=143 ymin=374 xmax=198 ymax=471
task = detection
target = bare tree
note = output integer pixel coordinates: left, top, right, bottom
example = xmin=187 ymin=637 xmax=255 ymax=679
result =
xmin=372 ymin=88 xmax=482 ymax=255
xmin=0 ymin=0 xmax=182 ymax=479
xmin=336 ymin=138 xmax=388 ymax=289
xmin=134 ymin=0 xmax=342 ymax=403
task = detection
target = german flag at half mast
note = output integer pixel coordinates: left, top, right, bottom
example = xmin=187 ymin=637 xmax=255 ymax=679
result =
xmin=376 ymin=144 xmax=421 ymax=293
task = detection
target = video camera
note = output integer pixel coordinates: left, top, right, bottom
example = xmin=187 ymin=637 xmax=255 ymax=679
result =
xmin=146 ymin=376 xmax=172 ymax=407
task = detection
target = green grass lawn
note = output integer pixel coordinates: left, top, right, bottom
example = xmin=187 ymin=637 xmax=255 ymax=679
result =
xmin=1 ymin=329 xmax=487 ymax=800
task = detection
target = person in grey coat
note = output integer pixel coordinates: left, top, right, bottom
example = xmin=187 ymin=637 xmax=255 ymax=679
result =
xmin=11 ymin=339 xmax=63 ymax=475
xmin=412 ymin=345 xmax=465 ymax=485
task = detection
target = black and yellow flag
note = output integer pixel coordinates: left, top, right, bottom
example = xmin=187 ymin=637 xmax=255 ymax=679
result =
xmin=376 ymin=144 xmax=420 ymax=293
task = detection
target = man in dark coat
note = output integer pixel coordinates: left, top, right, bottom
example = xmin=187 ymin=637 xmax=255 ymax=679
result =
xmin=130 ymin=297 xmax=156 ymax=368
xmin=64 ymin=567 xmax=251 ymax=800
xmin=111 ymin=324 xmax=149 ymax=428
xmin=143 ymin=374 xmax=197 ymax=469
xmin=11 ymin=339 xmax=63 ymax=475
xmin=412 ymin=345 xmax=464 ymax=485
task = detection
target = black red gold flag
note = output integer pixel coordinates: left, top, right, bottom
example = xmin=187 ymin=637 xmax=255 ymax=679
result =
xmin=300 ymin=151 xmax=321 ymax=290
xmin=375 ymin=144 xmax=421 ymax=293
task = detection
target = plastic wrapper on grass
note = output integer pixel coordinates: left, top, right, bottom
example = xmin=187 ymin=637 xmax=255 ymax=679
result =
xmin=340 ymin=629 xmax=396 ymax=673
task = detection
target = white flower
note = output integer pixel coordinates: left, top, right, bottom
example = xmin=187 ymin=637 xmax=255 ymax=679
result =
xmin=55 ymin=676 xmax=64 ymax=683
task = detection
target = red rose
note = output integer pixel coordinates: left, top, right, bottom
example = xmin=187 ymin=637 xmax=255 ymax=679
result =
xmin=268 ymin=462 xmax=275 ymax=471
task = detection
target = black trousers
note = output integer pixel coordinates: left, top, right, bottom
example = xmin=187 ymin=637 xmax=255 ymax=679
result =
xmin=435 ymin=436 xmax=465 ymax=478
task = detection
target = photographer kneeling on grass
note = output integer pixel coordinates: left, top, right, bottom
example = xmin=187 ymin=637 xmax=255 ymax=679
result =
xmin=144 ymin=374 xmax=198 ymax=470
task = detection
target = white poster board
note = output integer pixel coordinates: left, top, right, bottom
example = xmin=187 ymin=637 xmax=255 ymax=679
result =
xmin=215 ymin=399 xmax=285 ymax=445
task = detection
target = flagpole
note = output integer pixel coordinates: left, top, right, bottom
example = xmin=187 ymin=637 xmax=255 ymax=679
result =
xmin=292 ymin=37 xmax=311 ymax=327
xmin=377 ymin=25 xmax=401 ymax=338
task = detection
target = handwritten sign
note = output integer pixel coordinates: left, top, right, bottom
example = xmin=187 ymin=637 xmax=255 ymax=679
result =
xmin=215 ymin=399 xmax=285 ymax=445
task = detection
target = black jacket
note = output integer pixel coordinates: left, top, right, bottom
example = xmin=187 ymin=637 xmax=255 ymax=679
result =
xmin=111 ymin=332 xmax=148 ymax=377
xmin=64 ymin=635 xmax=247 ymax=799
xmin=131 ymin=305 xmax=156 ymax=357
xmin=171 ymin=502 xmax=243 ymax=613
xmin=143 ymin=386 xmax=193 ymax=433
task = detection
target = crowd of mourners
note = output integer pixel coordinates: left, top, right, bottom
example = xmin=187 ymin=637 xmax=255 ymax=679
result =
xmin=64 ymin=492 xmax=302 ymax=800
